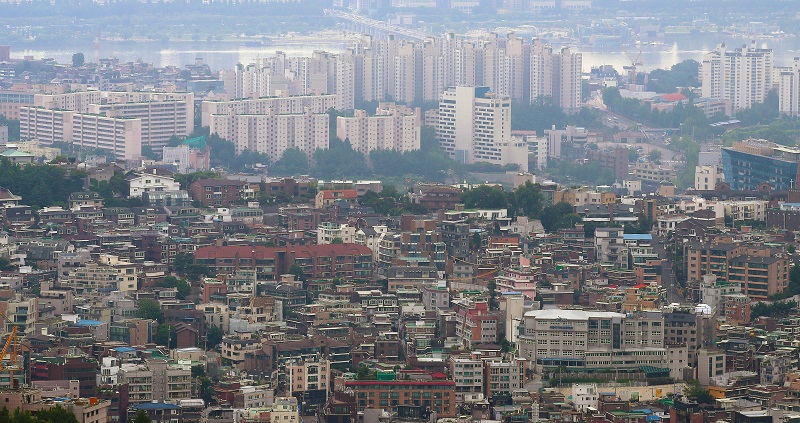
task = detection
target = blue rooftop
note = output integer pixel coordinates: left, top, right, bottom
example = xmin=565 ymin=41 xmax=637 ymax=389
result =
xmin=74 ymin=320 xmax=103 ymax=327
xmin=623 ymin=234 xmax=653 ymax=241
xmin=112 ymin=346 xmax=136 ymax=353
xmin=132 ymin=403 xmax=181 ymax=410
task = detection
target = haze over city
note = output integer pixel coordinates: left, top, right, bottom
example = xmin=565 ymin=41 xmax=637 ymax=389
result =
xmin=0 ymin=2 xmax=799 ymax=423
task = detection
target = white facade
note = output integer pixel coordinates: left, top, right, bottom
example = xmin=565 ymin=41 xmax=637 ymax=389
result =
xmin=720 ymin=200 xmax=768 ymax=222
xmin=28 ymin=91 xmax=193 ymax=152
xmin=20 ymin=107 xmax=142 ymax=160
xmin=695 ymin=165 xmax=724 ymax=191
xmin=128 ymin=171 xmax=181 ymax=198
xmin=336 ymin=103 xmax=421 ymax=154
xmin=200 ymin=94 xmax=337 ymax=127
xmin=518 ymin=309 xmax=667 ymax=372
xmin=701 ymin=42 xmax=774 ymax=113
xmin=209 ymin=112 xmax=329 ymax=160
xmin=778 ymin=58 xmax=800 ymax=117
xmin=317 ymin=222 xmax=357 ymax=244
xmin=437 ymin=86 xmax=528 ymax=171
xmin=529 ymin=40 xmax=582 ymax=112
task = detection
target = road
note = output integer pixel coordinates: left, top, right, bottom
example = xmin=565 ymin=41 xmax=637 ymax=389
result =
xmin=652 ymin=231 xmax=684 ymax=304
xmin=524 ymin=372 xmax=544 ymax=392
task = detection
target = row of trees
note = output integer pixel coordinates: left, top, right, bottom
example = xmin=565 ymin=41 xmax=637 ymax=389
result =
xmin=511 ymin=97 xmax=600 ymax=134
xmin=0 ymin=158 xmax=86 ymax=209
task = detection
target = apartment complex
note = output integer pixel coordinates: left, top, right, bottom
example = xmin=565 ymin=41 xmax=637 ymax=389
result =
xmin=208 ymin=111 xmax=329 ymax=160
xmin=200 ymin=94 xmax=337 ymax=127
xmin=685 ymin=241 xmax=789 ymax=300
xmin=778 ymin=57 xmax=800 ymax=117
xmin=518 ymin=309 xmax=667 ymax=372
xmin=20 ymin=107 xmax=142 ymax=160
xmin=220 ymin=51 xmax=356 ymax=110
xmin=529 ymin=39 xmax=583 ymax=112
xmin=20 ymin=90 xmax=193 ymax=156
xmin=343 ymin=379 xmax=457 ymax=417
xmin=193 ymin=244 xmax=373 ymax=280
xmin=222 ymin=33 xmax=581 ymax=113
xmin=64 ymin=255 xmax=138 ymax=295
xmin=437 ymin=86 xmax=528 ymax=171
xmin=701 ymin=42 xmax=774 ymax=114
xmin=117 ymin=360 xmax=192 ymax=404
xmin=335 ymin=103 xmax=421 ymax=154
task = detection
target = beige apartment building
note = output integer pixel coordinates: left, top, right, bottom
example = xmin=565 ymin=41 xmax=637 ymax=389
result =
xmin=20 ymin=90 xmax=194 ymax=159
xmin=518 ymin=309 xmax=667 ymax=372
xmin=64 ymin=254 xmax=138 ymax=295
xmin=209 ymin=111 xmax=328 ymax=160
xmin=118 ymin=360 xmax=192 ymax=404
xmin=336 ymin=103 xmax=421 ymax=154
xmin=200 ymin=94 xmax=337 ymax=127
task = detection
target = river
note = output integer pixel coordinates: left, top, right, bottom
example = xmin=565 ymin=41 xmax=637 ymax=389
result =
xmin=9 ymin=32 xmax=800 ymax=73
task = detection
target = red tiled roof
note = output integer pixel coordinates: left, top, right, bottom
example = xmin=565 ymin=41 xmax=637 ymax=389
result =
xmin=195 ymin=243 xmax=373 ymax=259
xmin=345 ymin=380 xmax=455 ymax=386
xmin=321 ymin=190 xmax=358 ymax=200
xmin=659 ymin=93 xmax=687 ymax=102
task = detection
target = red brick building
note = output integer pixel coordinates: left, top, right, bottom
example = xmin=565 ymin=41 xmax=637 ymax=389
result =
xmin=194 ymin=244 xmax=373 ymax=280
xmin=189 ymin=179 xmax=250 ymax=207
xmin=343 ymin=379 xmax=456 ymax=417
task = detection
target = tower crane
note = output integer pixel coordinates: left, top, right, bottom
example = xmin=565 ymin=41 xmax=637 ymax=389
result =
xmin=0 ymin=324 xmax=20 ymax=389
xmin=605 ymin=21 xmax=643 ymax=88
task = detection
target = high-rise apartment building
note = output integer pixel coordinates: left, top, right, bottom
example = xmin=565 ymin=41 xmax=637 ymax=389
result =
xmin=200 ymin=94 xmax=336 ymax=127
xmin=336 ymin=102 xmax=420 ymax=154
xmin=209 ymin=111 xmax=329 ymax=160
xmin=20 ymin=90 xmax=192 ymax=157
xmin=778 ymin=58 xmax=800 ymax=117
xmin=437 ymin=86 xmax=528 ymax=171
xmin=218 ymin=33 xmax=584 ymax=115
xmin=701 ymin=42 xmax=774 ymax=114
xmin=20 ymin=107 xmax=142 ymax=160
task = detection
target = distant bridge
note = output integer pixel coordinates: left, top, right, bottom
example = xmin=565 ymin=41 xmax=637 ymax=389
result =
xmin=324 ymin=9 xmax=431 ymax=41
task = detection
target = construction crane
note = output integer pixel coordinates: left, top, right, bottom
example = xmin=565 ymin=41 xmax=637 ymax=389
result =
xmin=605 ymin=21 xmax=643 ymax=88
xmin=0 ymin=325 xmax=20 ymax=389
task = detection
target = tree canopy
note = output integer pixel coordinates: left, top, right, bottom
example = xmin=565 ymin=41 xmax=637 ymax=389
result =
xmin=0 ymin=158 xmax=86 ymax=209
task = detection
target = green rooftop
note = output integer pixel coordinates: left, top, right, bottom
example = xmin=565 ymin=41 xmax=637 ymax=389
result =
xmin=183 ymin=136 xmax=206 ymax=150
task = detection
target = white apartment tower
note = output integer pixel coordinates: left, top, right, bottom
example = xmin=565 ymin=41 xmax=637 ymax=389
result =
xmin=437 ymin=86 xmax=528 ymax=171
xmin=336 ymin=103 xmax=421 ymax=154
xmin=555 ymin=47 xmax=583 ymax=113
xmin=778 ymin=58 xmax=800 ymax=117
xmin=701 ymin=42 xmax=774 ymax=113
xmin=529 ymin=40 xmax=582 ymax=113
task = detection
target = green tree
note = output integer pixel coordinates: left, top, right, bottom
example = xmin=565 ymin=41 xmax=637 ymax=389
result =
xmin=684 ymin=379 xmax=714 ymax=404
xmin=206 ymin=324 xmax=223 ymax=348
xmin=487 ymin=280 xmax=499 ymax=310
xmin=71 ymin=52 xmax=85 ymax=67
xmin=541 ymin=202 xmax=576 ymax=232
xmin=157 ymin=276 xmax=192 ymax=299
xmin=198 ymin=377 xmax=216 ymax=405
xmin=461 ymin=185 xmax=508 ymax=209
xmin=137 ymin=299 xmax=163 ymax=322
xmin=647 ymin=149 xmax=662 ymax=162
xmin=191 ymin=364 xmax=206 ymax=378
xmin=155 ymin=324 xmax=177 ymax=349
xmin=134 ymin=410 xmax=152 ymax=423
xmin=36 ymin=406 xmax=80 ymax=423
xmin=288 ymin=263 xmax=306 ymax=282
xmin=173 ymin=252 xmax=194 ymax=275
xmin=270 ymin=148 xmax=310 ymax=176
xmin=514 ymin=181 xmax=544 ymax=218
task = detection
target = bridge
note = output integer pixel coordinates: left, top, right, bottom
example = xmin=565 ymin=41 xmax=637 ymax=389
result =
xmin=324 ymin=9 xmax=431 ymax=41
